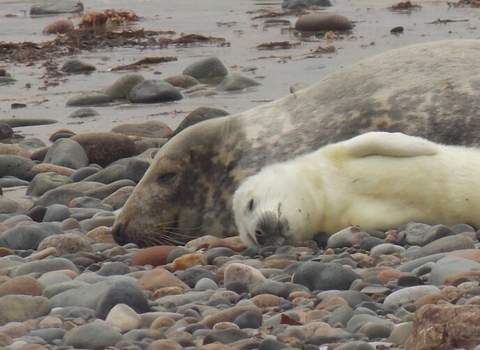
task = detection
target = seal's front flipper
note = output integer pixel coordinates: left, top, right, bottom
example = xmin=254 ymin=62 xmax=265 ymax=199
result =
xmin=344 ymin=132 xmax=438 ymax=158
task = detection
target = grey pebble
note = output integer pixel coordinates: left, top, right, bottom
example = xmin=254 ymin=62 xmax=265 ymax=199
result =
xmin=62 ymin=322 xmax=124 ymax=348
xmin=129 ymin=80 xmax=183 ymax=104
xmin=0 ymin=222 xmax=63 ymax=250
xmin=44 ymin=138 xmax=89 ymax=169
xmin=292 ymin=261 xmax=361 ymax=291
xmin=68 ymin=107 xmax=100 ymax=118
xmin=217 ymin=73 xmax=260 ymax=91
xmin=182 ymin=56 xmax=228 ymax=81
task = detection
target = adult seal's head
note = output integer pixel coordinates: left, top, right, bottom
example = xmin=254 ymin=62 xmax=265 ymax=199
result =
xmin=113 ymin=39 xmax=480 ymax=247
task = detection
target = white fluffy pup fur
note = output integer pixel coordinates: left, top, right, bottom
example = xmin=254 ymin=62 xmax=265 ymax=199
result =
xmin=233 ymin=131 xmax=480 ymax=247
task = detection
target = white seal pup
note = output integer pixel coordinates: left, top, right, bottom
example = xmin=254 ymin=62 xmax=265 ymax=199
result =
xmin=233 ymin=132 xmax=480 ymax=247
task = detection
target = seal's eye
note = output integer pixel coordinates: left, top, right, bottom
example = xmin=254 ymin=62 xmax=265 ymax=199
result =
xmin=247 ymin=199 xmax=254 ymax=211
xmin=157 ymin=172 xmax=176 ymax=184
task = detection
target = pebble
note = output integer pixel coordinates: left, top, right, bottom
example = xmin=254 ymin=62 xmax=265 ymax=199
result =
xmin=60 ymin=58 xmax=96 ymax=74
xmin=129 ymin=80 xmax=183 ymax=103
xmin=30 ymin=0 xmax=84 ymax=15
xmin=182 ymin=56 xmax=228 ymax=81
xmin=102 ymin=73 xmax=145 ymax=100
xmin=216 ymin=73 xmax=260 ymax=91
xmin=295 ymin=13 xmax=353 ymax=32
xmin=66 ymin=93 xmax=113 ymax=107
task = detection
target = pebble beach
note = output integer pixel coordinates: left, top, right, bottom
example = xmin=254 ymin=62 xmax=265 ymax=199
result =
xmin=2 ymin=0 xmax=480 ymax=349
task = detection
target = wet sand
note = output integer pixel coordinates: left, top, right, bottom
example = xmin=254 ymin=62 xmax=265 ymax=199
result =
xmin=0 ymin=0 xmax=479 ymax=143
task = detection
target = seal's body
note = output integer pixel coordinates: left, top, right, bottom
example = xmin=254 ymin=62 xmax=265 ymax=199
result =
xmin=234 ymin=132 xmax=480 ymax=247
xmin=112 ymin=40 xmax=480 ymax=247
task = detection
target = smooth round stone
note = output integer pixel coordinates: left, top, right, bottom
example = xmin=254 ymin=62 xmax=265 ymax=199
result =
xmin=0 ymin=155 xmax=35 ymax=181
xmin=44 ymin=138 xmax=89 ymax=169
xmin=30 ymin=328 xmax=66 ymax=343
xmin=0 ymin=275 xmax=44 ymax=297
xmin=0 ymin=123 xmax=13 ymax=140
xmin=397 ymin=253 xmax=448 ymax=273
xmin=412 ymin=235 xmax=475 ymax=259
xmin=70 ymin=196 xmax=112 ymax=211
xmin=97 ymin=261 xmax=131 ymax=276
xmin=164 ymin=74 xmax=200 ymax=89
xmin=129 ymin=80 xmax=183 ymax=104
xmin=328 ymin=305 xmax=354 ymax=327
xmin=252 ymin=280 xmax=305 ymax=299
xmin=1 ymin=214 xmax=32 ymax=226
xmin=358 ymin=322 xmax=392 ymax=339
xmin=295 ymin=13 xmax=353 ymax=32
xmin=37 ymin=271 xmax=74 ymax=288
xmin=202 ymin=328 xmax=249 ymax=345
xmin=38 ymin=233 xmax=92 ymax=255
xmin=0 ymin=295 xmax=52 ymax=326
xmin=383 ymin=285 xmax=441 ymax=306
xmin=61 ymin=58 xmax=96 ymax=74
xmin=43 ymin=18 xmax=74 ymax=34
xmin=195 ymin=277 xmax=218 ymax=291
xmin=182 ymin=56 xmax=228 ymax=81
xmin=147 ymin=339 xmax=182 ymax=350
xmin=111 ymin=120 xmax=173 ymax=138
xmin=95 ymin=281 xmax=149 ymax=319
xmin=27 ymin=172 xmax=73 ymax=197
xmin=428 ymin=256 xmax=480 ymax=286
xmin=130 ymin=246 xmax=178 ymax=267
xmin=42 ymin=204 xmax=70 ymax=222
xmin=70 ymin=166 xmax=100 ymax=181
xmin=30 ymin=0 xmax=84 ymax=15
xmin=0 ymin=197 xmax=26 ymax=216
xmin=11 ymin=257 xmax=79 ymax=278
xmin=404 ymin=223 xmax=453 ymax=246
xmin=0 ymin=222 xmax=63 ymax=250
xmin=346 ymin=314 xmax=394 ymax=334
xmin=334 ymin=341 xmax=375 ymax=350
xmin=63 ymin=322 xmax=124 ymax=348
xmin=177 ymin=265 xmax=215 ymax=288
xmin=35 ymin=188 xmax=85 ymax=207
xmin=216 ymin=73 xmax=260 ymax=91
xmin=359 ymin=236 xmax=385 ymax=251
xmin=102 ymin=73 xmax=145 ymax=100
xmin=71 ymin=132 xmax=136 ymax=167
xmin=105 ymin=303 xmax=142 ymax=333
xmin=282 ymin=0 xmax=332 ymax=9
xmin=0 ymin=144 xmax=30 ymax=157
xmin=389 ymin=322 xmax=413 ymax=346
xmin=203 ymin=305 xmax=262 ymax=328
xmin=0 ymin=176 xmax=29 ymax=188
xmin=66 ymin=93 xmax=113 ymax=107
xmin=82 ymin=164 xmax=126 ymax=184
xmin=224 ymin=262 xmax=266 ymax=294
xmin=292 ymin=261 xmax=361 ymax=291
xmin=370 ymin=243 xmax=405 ymax=257
xmin=68 ymin=107 xmax=99 ymax=119
xmin=326 ymin=227 xmax=370 ymax=249
xmin=137 ymin=268 xmax=189 ymax=291
xmin=80 ymin=214 xmax=116 ymax=231
xmin=170 ymin=106 xmax=230 ymax=138
xmin=259 ymin=338 xmax=288 ymax=350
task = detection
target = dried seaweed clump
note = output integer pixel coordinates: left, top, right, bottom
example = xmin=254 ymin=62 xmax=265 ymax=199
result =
xmin=388 ymin=1 xmax=421 ymax=10
xmin=79 ymin=9 xmax=139 ymax=31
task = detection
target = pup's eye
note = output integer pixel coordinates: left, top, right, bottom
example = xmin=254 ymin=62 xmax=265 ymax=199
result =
xmin=157 ymin=172 xmax=176 ymax=184
xmin=247 ymin=199 xmax=254 ymax=211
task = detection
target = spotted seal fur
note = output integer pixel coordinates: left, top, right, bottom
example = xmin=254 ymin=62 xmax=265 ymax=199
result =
xmin=233 ymin=132 xmax=480 ymax=247
xmin=112 ymin=39 xmax=480 ymax=247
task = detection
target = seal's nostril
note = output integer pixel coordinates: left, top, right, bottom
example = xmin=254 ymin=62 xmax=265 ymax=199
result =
xmin=112 ymin=222 xmax=127 ymax=246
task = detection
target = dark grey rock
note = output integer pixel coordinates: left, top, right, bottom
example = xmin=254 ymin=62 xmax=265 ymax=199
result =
xmin=43 ymin=204 xmax=70 ymax=222
xmin=0 ymin=155 xmax=35 ymax=181
xmin=292 ymin=261 xmax=361 ymax=291
xmin=30 ymin=0 xmax=84 ymax=15
xmin=0 ymin=222 xmax=63 ymax=250
xmin=62 ymin=322 xmax=123 ymax=348
xmin=295 ymin=13 xmax=352 ymax=32
xmin=259 ymin=338 xmax=288 ymax=350
xmin=234 ymin=310 xmax=262 ymax=329
xmin=0 ymin=123 xmax=13 ymax=139
xmin=328 ymin=305 xmax=354 ymax=327
xmin=129 ymin=80 xmax=183 ymax=104
xmin=404 ymin=223 xmax=453 ymax=246
xmin=29 ymin=328 xmax=66 ymax=344
xmin=203 ymin=247 xmax=237 ymax=264
xmin=182 ymin=56 xmax=228 ymax=81
xmin=27 ymin=172 xmax=73 ymax=197
xmin=44 ymin=138 xmax=89 ymax=169
xmin=61 ymin=58 xmax=96 ymax=74
xmin=35 ymin=188 xmax=85 ymax=207
xmin=177 ymin=265 xmax=216 ymax=288
xmin=282 ymin=0 xmax=332 ymax=9
xmin=95 ymin=281 xmax=149 ymax=319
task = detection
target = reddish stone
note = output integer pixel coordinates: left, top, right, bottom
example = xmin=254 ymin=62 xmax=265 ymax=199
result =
xmin=405 ymin=304 xmax=480 ymax=350
xmin=130 ymin=246 xmax=178 ymax=267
